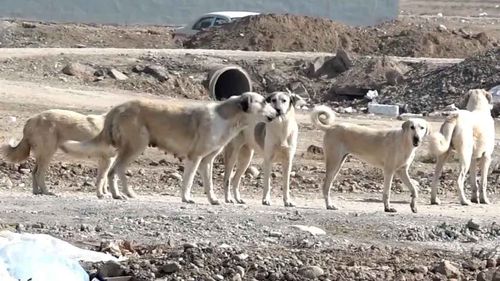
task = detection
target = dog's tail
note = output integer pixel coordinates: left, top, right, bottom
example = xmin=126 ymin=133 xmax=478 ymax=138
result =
xmin=428 ymin=114 xmax=458 ymax=156
xmin=61 ymin=113 xmax=116 ymax=159
xmin=1 ymin=136 xmax=31 ymax=163
xmin=310 ymin=105 xmax=335 ymax=131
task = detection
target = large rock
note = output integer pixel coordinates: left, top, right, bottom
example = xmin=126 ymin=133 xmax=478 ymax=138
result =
xmin=97 ymin=260 xmax=126 ymax=277
xmin=143 ymin=65 xmax=169 ymax=82
xmin=297 ymin=266 xmax=324 ymax=279
xmin=306 ymin=49 xmax=354 ymax=78
xmin=108 ymin=68 xmax=128 ymax=81
xmin=62 ymin=62 xmax=96 ymax=79
xmin=433 ymin=260 xmax=461 ymax=278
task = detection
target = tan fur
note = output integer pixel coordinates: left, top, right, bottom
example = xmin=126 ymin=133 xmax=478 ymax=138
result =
xmin=223 ymin=92 xmax=305 ymax=207
xmin=429 ymin=89 xmax=496 ymax=205
xmin=1 ymin=109 xmax=114 ymax=197
xmin=62 ymin=92 xmax=278 ymax=203
xmin=311 ymin=105 xmax=430 ymax=213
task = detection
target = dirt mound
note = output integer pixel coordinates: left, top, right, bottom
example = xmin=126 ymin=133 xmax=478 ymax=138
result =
xmin=379 ymin=47 xmax=500 ymax=113
xmin=185 ymin=14 xmax=498 ymax=58
xmin=0 ymin=20 xmax=178 ymax=48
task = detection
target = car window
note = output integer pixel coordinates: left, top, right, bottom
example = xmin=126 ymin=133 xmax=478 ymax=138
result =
xmin=193 ymin=17 xmax=215 ymax=30
xmin=214 ymin=17 xmax=229 ymax=26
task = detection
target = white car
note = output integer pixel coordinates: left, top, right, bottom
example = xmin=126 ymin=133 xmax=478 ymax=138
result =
xmin=173 ymin=11 xmax=259 ymax=39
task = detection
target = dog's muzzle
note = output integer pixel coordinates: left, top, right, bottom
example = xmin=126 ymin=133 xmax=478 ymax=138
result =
xmin=412 ymin=137 xmax=420 ymax=147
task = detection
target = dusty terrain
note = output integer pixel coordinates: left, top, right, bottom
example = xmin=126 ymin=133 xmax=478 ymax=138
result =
xmin=0 ymin=1 xmax=499 ymax=280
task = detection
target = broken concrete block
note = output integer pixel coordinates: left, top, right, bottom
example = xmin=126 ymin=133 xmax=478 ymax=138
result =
xmin=368 ymin=103 xmax=399 ymax=117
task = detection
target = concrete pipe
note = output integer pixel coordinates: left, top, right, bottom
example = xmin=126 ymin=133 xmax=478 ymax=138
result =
xmin=206 ymin=65 xmax=252 ymax=100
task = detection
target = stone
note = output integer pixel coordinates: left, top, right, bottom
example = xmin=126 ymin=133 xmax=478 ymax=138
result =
xmin=297 ymin=266 xmax=324 ymax=279
xmin=438 ymin=24 xmax=448 ymax=32
xmin=433 ymin=260 xmax=461 ymax=278
xmin=108 ymin=68 xmax=128 ymax=80
xmin=162 ymin=261 xmax=181 ymax=273
xmin=245 ymin=166 xmax=260 ymax=178
xmin=307 ymin=145 xmax=323 ymax=155
xmin=62 ymin=62 xmax=96 ymax=79
xmin=21 ymin=22 xmax=36 ymax=28
xmin=290 ymin=225 xmax=326 ymax=236
xmin=98 ymin=260 xmax=126 ymax=277
xmin=467 ymin=219 xmax=481 ymax=231
xmin=143 ymin=65 xmax=169 ymax=82
xmin=368 ymin=103 xmax=399 ymax=117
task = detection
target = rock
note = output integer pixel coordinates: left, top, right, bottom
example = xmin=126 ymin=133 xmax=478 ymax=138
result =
xmin=486 ymin=258 xmax=497 ymax=268
xmin=368 ymin=103 xmax=399 ymax=117
xmin=433 ymin=260 xmax=461 ymax=278
xmin=62 ymin=62 xmax=96 ymax=79
xmin=306 ymin=49 xmax=353 ymax=78
xmin=297 ymin=266 xmax=324 ymax=279
xmin=143 ymin=65 xmax=169 ymax=82
xmin=236 ymin=265 xmax=245 ymax=278
xmin=21 ymin=22 xmax=36 ymax=28
xmin=414 ymin=265 xmax=428 ymax=274
xmin=289 ymin=82 xmax=310 ymax=99
xmin=108 ymin=68 xmax=128 ymax=80
xmin=183 ymin=242 xmax=198 ymax=249
xmin=162 ymin=261 xmax=182 ymax=273
xmin=168 ymin=172 xmax=183 ymax=181
xmin=476 ymin=268 xmax=500 ymax=281
xmin=269 ymin=231 xmax=283 ymax=238
xmin=245 ymin=166 xmax=260 ymax=178
xmin=98 ymin=260 xmax=126 ymax=277
xmin=438 ymin=24 xmax=448 ymax=32
xmin=467 ymin=219 xmax=481 ymax=231
xmin=290 ymin=225 xmax=326 ymax=236
xmin=0 ymin=176 xmax=13 ymax=189
xmin=307 ymin=145 xmax=323 ymax=155
xmin=214 ymin=274 xmax=224 ymax=281
xmin=231 ymin=273 xmax=242 ymax=281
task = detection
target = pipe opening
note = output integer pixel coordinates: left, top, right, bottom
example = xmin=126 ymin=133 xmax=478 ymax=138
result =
xmin=208 ymin=66 xmax=252 ymax=100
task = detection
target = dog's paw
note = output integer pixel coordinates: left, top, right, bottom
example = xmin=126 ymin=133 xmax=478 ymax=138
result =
xmin=262 ymin=199 xmax=271 ymax=206
xmin=225 ymin=198 xmax=235 ymax=204
xmin=125 ymin=191 xmax=137 ymax=199
xmin=97 ymin=194 xmax=105 ymax=199
xmin=460 ymin=200 xmax=472 ymax=206
xmin=479 ymin=198 xmax=491 ymax=205
xmin=236 ymin=199 xmax=246 ymax=204
xmin=410 ymin=205 xmax=418 ymax=213
xmin=471 ymin=196 xmax=480 ymax=204
xmin=284 ymin=201 xmax=296 ymax=207
xmin=209 ymin=199 xmax=221 ymax=206
xmin=113 ymin=195 xmax=127 ymax=200
xmin=326 ymin=204 xmax=339 ymax=210
xmin=182 ymin=198 xmax=195 ymax=204
xmin=430 ymin=198 xmax=441 ymax=205
xmin=384 ymin=207 xmax=397 ymax=213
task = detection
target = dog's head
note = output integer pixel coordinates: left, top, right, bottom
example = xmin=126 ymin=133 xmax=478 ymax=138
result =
xmin=402 ymin=118 xmax=430 ymax=147
xmin=239 ymin=92 xmax=278 ymax=122
xmin=265 ymin=91 xmax=305 ymax=117
xmin=462 ymin=89 xmax=493 ymax=112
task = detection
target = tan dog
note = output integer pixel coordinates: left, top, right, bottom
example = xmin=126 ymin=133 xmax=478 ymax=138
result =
xmin=1 ymin=109 xmax=114 ymax=197
xmin=223 ymin=91 xmax=304 ymax=207
xmin=61 ymin=92 xmax=278 ymax=204
xmin=311 ymin=106 xmax=429 ymax=213
xmin=429 ymin=89 xmax=495 ymax=205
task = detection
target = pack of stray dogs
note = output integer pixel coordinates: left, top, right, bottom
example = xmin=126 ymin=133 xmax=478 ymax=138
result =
xmin=1 ymin=89 xmax=496 ymax=213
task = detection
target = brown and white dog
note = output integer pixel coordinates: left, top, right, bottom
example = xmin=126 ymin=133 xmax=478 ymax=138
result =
xmin=223 ymin=91 xmax=305 ymax=207
xmin=311 ymin=105 xmax=430 ymax=213
xmin=62 ymin=92 xmax=278 ymax=204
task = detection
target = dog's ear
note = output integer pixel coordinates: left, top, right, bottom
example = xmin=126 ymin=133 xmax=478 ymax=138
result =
xmin=484 ymin=90 xmax=493 ymax=104
xmin=240 ymin=95 xmax=250 ymax=112
xmin=265 ymin=93 xmax=274 ymax=103
xmin=425 ymin=123 xmax=431 ymax=136
xmin=290 ymin=94 xmax=306 ymax=108
xmin=402 ymin=120 xmax=412 ymax=131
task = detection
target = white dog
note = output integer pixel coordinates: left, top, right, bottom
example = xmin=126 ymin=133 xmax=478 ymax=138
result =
xmin=311 ymin=106 xmax=429 ymax=213
xmin=62 ymin=92 xmax=278 ymax=204
xmin=429 ymin=89 xmax=495 ymax=205
xmin=223 ymin=91 xmax=304 ymax=207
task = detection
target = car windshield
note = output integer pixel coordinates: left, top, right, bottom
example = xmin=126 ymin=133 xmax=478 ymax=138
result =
xmin=193 ymin=17 xmax=214 ymax=30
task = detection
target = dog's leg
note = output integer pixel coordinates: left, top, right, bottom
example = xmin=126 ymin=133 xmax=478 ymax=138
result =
xmin=322 ymin=153 xmax=346 ymax=210
xmin=33 ymin=150 xmax=56 ymax=196
xmin=261 ymin=154 xmax=274 ymax=206
xmin=430 ymin=150 xmax=451 ymax=205
xmin=470 ymin=157 xmax=479 ymax=203
xmin=382 ymin=169 xmax=396 ymax=212
xmin=282 ymin=151 xmax=295 ymax=207
xmin=478 ymin=155 xmax=492 ymax=204
xmin=223 ymin=144 xmax=238 ymax=203
xmin=181 ymin=157 xmax=202 ymax=204
xmin=231 ymin=146 xmax=254 ymax=204
xmin=200 ymin=150 xmax=222 ymax=205
xmin=397 ymin=168 xmax=419 ymax=213
xmin=95 ymin=156 xmax=113 ymax=199
xmin=31 ymin=163 xmax=40 ymax=195
xmin=457 ymin=149 xmax=472 ymax=206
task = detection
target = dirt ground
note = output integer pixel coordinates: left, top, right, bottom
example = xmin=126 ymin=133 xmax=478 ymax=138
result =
xmin=0 ymin=1 xmax=499 ymax=280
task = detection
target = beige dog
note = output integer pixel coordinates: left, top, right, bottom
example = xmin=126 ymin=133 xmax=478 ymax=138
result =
xmin=429 ymin=89 xmax=495 ymax=205
xmin=62 ymin=92 xmax=278 ymax=204
xmin=1 ymin=109 xmax=113 ymax=197
xmin=311 ymin=105 xmax=429 ymax=213
xmin=223 ymin=91 xmax=304 ymax=207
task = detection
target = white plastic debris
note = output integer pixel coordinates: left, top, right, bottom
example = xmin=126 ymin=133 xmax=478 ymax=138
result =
xmin=437 ymin=12 xmax=443 ymax=17
xmin=479 ymin=12 xmax=488 ymax=17
xmin=365 ymin=90 xmax=379 ymax=100
xmin=0 ymin=231 xmax=119 ymax=281
xmin=368 ymin=103 xmax=399 ymax=117
xmin=438 ymin=24 xmax=447 ymax=32
xmin=489 ymin=85 xmax=500 ymax=103
xmin=290 ymin=225 xmax=326 ymax=236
